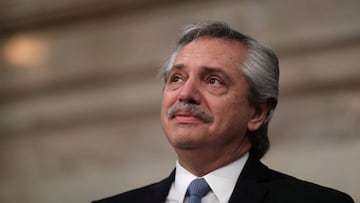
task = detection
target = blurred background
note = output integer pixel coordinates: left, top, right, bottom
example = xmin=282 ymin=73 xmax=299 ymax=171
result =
xmin=0 ymin=0 xmax=359 ymax=202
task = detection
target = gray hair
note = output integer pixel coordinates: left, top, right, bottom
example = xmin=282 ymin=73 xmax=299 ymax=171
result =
xmin=161 ymin=21 xmax=279 ymax=159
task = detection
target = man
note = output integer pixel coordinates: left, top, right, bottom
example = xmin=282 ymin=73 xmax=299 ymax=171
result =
xmin=93 ymin=21 xmax=354 ymax=203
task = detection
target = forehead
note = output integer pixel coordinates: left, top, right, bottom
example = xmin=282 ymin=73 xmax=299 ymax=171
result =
xmin=174 ymin=37 xmax=248 ymax=69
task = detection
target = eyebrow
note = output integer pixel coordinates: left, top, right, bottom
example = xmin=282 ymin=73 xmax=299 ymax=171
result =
xmin=171 ymin=64 xmax=185 ymax=71
xmin=203 ymin=66 xmax=228 ymax=75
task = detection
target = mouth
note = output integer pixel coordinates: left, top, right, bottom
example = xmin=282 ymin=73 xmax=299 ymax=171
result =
xmin=167 ymin=102 xmax=213 ymax=123
xmin=172 ymin=111 xmax=203 ymax=123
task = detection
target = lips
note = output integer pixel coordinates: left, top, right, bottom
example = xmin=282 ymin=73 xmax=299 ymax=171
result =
xmin=174 ymin=111 xmax=194 ymax=117
xmin=173 ymin=111 xmax=202 ymax=123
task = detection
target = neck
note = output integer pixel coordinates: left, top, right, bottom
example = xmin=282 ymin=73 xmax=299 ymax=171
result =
xmin=175 ymin=137 xmax=251 ymax=177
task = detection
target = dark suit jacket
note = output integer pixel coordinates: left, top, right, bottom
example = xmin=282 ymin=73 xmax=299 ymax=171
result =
xmin=93 ymin=155 xmax=354 ymax=203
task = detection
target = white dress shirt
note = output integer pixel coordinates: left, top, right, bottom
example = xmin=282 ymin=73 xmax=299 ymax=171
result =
xmin=165 ymin=152 xmax=249 ymax=203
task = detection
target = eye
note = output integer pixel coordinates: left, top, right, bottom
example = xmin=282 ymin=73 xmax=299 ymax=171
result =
xmin=167 ymin=73 xmax=185 ymax=85
xmin=207 ymin=77 xmax=223 ymax=86
xmin=165 ymin=72 xmax=186 ymax=90
xmin=170 ymin=74 xmax=184 ymax=83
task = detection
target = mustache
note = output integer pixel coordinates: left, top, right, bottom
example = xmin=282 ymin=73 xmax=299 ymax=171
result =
xmin=167 ymin=102 xmax=213 ymax=123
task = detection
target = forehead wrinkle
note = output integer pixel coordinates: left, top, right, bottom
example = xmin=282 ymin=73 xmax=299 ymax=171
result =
xmin=172 ymin=63 xmax=225 ymax=74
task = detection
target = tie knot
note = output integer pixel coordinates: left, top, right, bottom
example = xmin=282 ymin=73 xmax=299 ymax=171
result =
xmin=187 ymin=178 xmax=211 ymax=201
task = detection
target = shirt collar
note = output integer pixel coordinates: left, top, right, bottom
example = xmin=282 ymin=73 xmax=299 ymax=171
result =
xmin=173 ymin=152 xmax=249 ymax=203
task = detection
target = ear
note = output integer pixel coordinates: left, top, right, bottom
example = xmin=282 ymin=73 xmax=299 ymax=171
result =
xmin=247 ymin=100 xmax=272 ymax=132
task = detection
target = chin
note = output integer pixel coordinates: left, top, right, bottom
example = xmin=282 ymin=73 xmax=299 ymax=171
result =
xmin=172 ymin=141 xmax=198 ymax=150
xmin=167 ymin=133 xmax=200 ymax=150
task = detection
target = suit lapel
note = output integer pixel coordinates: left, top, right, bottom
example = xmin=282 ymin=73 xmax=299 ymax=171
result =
xmin=229 ymin=156 xmax=271 ymax=203
xmin=147 ymin=169 xmax=175 ymax=203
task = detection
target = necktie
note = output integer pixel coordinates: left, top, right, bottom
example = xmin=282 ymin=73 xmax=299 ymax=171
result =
xmin=187 ymin=178 xmax=211 ymax=203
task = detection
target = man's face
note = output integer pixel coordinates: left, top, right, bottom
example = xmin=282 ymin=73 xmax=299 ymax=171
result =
xmin=161 ymin=37 xmax=254 ymax=152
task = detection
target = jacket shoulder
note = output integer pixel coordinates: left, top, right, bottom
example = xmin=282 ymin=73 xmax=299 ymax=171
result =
xmin=92 ymin=170 xmax=175 ymax=203
xmin=92 ymin=182 xmax=159 ymax=203
xmin=240 ymin=156 xmax=354 ymax=203
xmin=264 ymin=166 xmax=354 ymax=203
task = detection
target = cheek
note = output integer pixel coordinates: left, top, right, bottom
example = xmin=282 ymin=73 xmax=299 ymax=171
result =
xmin=212 ymin=97 xmax=250 ymax=124
xmin=162 ymin=88 xmax=181 ymax=105
xmin=212 ymin=106 xmax=250 ymax=138
xmin=161 ymin=92 xmax=171 ymax=109
xmin=160 ymin=99 xmax=169 ymax=121
xmin=161 ymin=91 xmax=176 ymax=119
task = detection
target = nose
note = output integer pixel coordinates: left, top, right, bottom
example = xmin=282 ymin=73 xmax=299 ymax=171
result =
xmin=178 ymin=78 xmax=201 ymax=104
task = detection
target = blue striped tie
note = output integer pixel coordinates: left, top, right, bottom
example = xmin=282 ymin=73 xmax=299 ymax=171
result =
xmin=187 ymin=178 xmax=211 ymax=203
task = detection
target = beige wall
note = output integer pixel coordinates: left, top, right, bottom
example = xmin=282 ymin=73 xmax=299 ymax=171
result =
xmin=1 ymin=0 xmax=359 ymax=202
